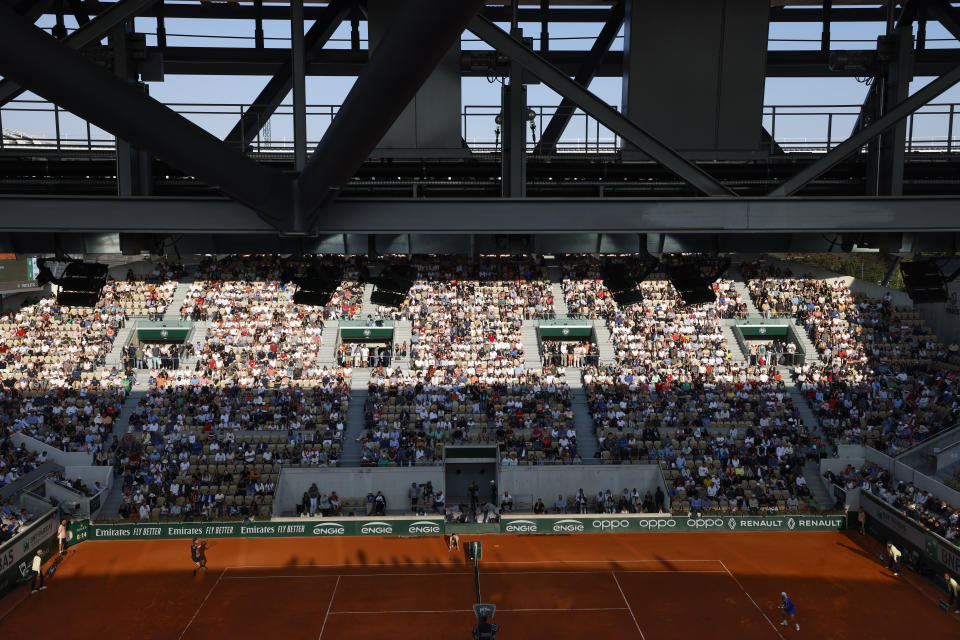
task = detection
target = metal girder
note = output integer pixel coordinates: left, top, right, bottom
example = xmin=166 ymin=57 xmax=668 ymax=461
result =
xmin=0 ymin=0 xmax=159 ymax=107
xmin=849 ymin=2 xmax=917 ymax=137
xmin=769 ymin=63 xmax=960 ymax=196
xmin=291 ymin=0 xmax=307 ymax=171
xmin=148 ymin=46 xmax=960 ymax=78
xmin=35 ymin=3 xmax=931 ymax=23
xmin=11 ymin=0 xmax=54 ymax=23
xmin=0 ymin=4 xmax=293 ymax=228
xmin=296 ymin=0 xmax=486 ymax=231
xmin=223 ymin=0 xmax=349 ymax=150
xmin=3 ymin=195 xmax=960 ymax=234
xmin=468 ymin=15 xmax=734 ymax=197
xmin=533 ymin=0 xmax=624 ymax=155
xmin=925 ymin=0 xmax=960 ymax=40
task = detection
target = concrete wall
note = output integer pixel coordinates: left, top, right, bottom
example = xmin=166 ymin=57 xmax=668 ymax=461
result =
xmin=0 ymin=286 xmax=48 ymax=313
xmin=916 ymin=280 xmax=960 ymax=344
xmin=277 ymin=467 xmax=445 ymax=515
xmin=865 ymin=446 xmax=960 ymax=509
xmin=63 ymin=466 xmax=113 ymax=493
xmin=445 ymin=462 xmax=497 ymax=504
xmin=820 ymin=457 xmax=865 ymax=478
xmin=499 ymin=465 xmax=666 ymax=509
xmin=277 ymin=465 xmax=669 ymax=514
xmin=11 ymin=433 xmax=94 ymax=467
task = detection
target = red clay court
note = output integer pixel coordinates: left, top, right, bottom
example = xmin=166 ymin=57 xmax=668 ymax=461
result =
xmin=2 ymin=531 xmax=957 ymax=639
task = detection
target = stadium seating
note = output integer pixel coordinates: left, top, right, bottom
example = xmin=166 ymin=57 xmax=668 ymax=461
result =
xmin=3 ymin=254 xmax=956 ymax=520
xmin=745 ymin=263 xmax=960 ymax=454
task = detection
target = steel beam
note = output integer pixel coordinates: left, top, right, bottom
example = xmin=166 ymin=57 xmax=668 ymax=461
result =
xmin=867 ymin=27 xmax=913 ymax=196
xmin=291 ymin=0 xmax=307 ymax=171
xmin=297 ymin=0 xmax=486 ymax=231
xmin=926 ymin=0 xmax=960 ymax=40
xmin=0 ymin=0 xmax=159 ymax=107
xmin=2 ymin=195 xmax=960 ymax=234
xmin=0 ymin=4 xmax=293 ymax=228
xmin=36 ymin=3 xmax=923 ymax=23
xmin=533 ymin=0 xmax=623 ymax=155
xmin=223 ymin=0 xmax=348 ymax=150
xmin=468 ymin=15 xmax=734 ymax=197
xmin=768 ymin=63 xmax=960 ymax=197
xmin=849 ymin=2 xmax=916 ymax=138
xmin=147 ymin=46 xmax=960 ymax=79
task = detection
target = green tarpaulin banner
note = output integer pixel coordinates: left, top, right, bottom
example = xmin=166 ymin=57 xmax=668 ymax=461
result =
xmin=539 ymin=326 xmax=593 ymax=338
xmin=738 ymin=326 xmax=790 ymax=337
xmin=340 ymin=328 xmax=394 ymax=340
xmin=137 ymin=328 xmax=191 ymax=341
xmin=0 ymin=509 xmax=59 ymax=598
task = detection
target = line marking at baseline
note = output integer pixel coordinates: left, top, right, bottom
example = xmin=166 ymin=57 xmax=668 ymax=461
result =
xmin=612 ymin=572 xmax=646 ymax=640
xmin=328 ymin=607 xmax=629 ymax=615
xmin=719 ymin=560 xmax=785 ymax=640
xmin=317 ymin=575 xmax=340 ymax=640
xmin=178 ymin=567 xmax=227 ymax=640
xmin=221 ymin=569 xmax=727 ymax=580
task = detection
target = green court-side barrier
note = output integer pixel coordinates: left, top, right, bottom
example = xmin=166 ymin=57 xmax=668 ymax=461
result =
xmin=73 ymin=512 xmax=848 ymax=542
xmin=85 ymin=517 xmax=445 ymax=540
xmin=499 ymin=513 xmax=849 ymax=534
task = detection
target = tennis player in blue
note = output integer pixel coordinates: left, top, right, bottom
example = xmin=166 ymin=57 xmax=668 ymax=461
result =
xmin=779 ymin=592 xmax=799 ymax=631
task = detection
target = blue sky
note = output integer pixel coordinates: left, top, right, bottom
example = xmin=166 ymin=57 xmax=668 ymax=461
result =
xmin=4 ymin=13 xmax=960 ymax=150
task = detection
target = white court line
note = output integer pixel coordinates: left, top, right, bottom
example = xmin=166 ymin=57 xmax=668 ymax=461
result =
xmin=317 ymin=575 xmax=341 ymax=640
xmin=611 ymin=572 xmax=646 ymax=640
xmin=228 ymin=559 xmax=721 ymax=570
xmin=718 ymin=560 xmax=785 ymax=640
xmin=221 ymin=569 xmax=728 ymax=580
xmin=178 ymin=567 xmax=227 ymax=640
xmin=329 ymin=607 xmax=629 ymax=615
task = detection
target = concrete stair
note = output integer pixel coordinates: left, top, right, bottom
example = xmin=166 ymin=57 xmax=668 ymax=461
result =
xmin=567 ymin=373 xmax=598 ymax=461
xmin=361 ymin=283 xmax=375 ymax=316
xmin=98 ymin=483 xmax=127 ymax=519
xmin=720 ymin=320 xmax=748 ymax=362
xmin=804 ymin=460 xmax=835 ymax=510
xmin=392 ymin=320 xmax=412 ymax=368
xmin=163 ymin=280 xmax=192 ymax=321
xmin=317 ymin=320 xmax=339 ymax=366
xmin=592 ymin=319 xmax=616 ymax=365
xmin=100 ymin=381 xmax=152 ymax=519
xmin=790 ymin=321 xmax=823 ymax=365
xmin=782 ymin=368 xmax=822 ymax=437
xmin=521 ymin=321 xmax=542 ymax=368
xmin=184 ymin=320 xmax=210 ymax=365
xmin=726 ymin=263 xmax=760 ymax=316
xmin=339 ymin=370 xmax=371 ymax=467
xmin=779 ymin=369 xmax=834 ymax=509
xmin=546 ymin=263 xmax=569 ymax=317
xmin=104 ymin=323 xmax=136 ymax=370
xmin=728 ymin=263 xmax=760 ymax=316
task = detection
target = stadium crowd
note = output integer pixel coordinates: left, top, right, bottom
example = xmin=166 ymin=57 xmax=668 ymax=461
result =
xmin=359 ymin=256 xmax=576 ymax=466
xmin=745 ymin=262 xmax=960 ymax=455
xmin=827 ymin=462 xmax=960 ymax=544
xmin=2 ymin=253 xmax=957 ymax=523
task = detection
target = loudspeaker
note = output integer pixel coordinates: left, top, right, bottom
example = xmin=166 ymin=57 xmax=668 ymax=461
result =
xmin=612 ymin=290 xmax=645 ymax=306
xmin=375 ymin=264 xmax=416 ymax=293
xmin=293 ymin=290 xmax=334 ymax=306
xmin=901 ymin=260 xmax=947 ymax=304
xmin=370 ymin=290 xmax=407 ymax=308
xmin=57 ymin=291 xmax=101 ymax=307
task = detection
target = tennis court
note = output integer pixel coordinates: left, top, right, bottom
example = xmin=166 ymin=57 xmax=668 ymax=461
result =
xmin=2 ymin=530 xmax=956 ymax=639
